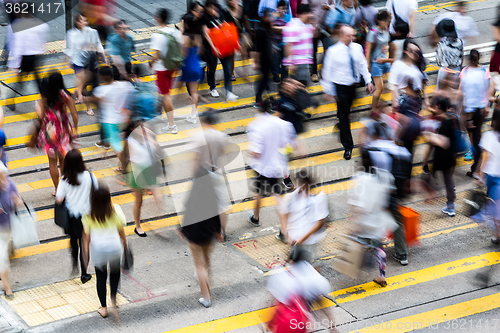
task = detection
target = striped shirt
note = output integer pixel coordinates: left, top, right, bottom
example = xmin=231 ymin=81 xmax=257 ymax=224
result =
xmin=283 ymin=18 xmax=314 ymax=66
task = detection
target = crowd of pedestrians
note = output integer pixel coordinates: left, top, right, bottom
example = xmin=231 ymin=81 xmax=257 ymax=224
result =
xmin=1 ymin=0 xmax=500 ymax=330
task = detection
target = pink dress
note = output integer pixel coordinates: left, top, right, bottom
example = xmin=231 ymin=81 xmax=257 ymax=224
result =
xmin=37 ymin=91 xmax=73 ymax=158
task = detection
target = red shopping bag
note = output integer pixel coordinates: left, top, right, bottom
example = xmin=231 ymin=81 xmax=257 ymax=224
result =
xmin=207 ymin=22 xmax=239 ymax=58
xmin=388 ymin=206 xmax=421 ymax=246
xmin=268 ymin=297 xmax=311 ymax=333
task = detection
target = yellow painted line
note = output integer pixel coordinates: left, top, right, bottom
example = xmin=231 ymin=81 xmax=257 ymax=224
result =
xmin=417 ymin=0 xmax=488 ymax=12
xmin=163 ymin=251 xmax=500 ymax=333
xmin=5 ymin=123 xmax=99 ymax=147
xmin=351 ymin=292 xmax=500 ymax=333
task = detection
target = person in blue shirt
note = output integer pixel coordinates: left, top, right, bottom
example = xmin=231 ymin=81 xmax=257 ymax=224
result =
xmin=107 ymin=20 xmax=135 ymax=79
xmin=324 ymin=0 xmax=356 ymax=35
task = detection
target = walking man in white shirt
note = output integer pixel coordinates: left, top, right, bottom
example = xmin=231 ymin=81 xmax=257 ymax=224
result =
xmin=247 ymin=100 xmax=297 ymax=227
xmin=321 ymin=25 xmax=373 ymax=160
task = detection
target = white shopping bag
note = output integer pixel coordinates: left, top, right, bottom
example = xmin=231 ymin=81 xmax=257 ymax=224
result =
xmin=10 ymin=202 xmax=39 ymax=249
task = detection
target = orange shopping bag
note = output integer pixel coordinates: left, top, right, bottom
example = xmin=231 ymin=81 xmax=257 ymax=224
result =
xmin=207 ymin=22 xmax=239 ymax=58
xmin=388 ymin=206 xmax=421 ymax=246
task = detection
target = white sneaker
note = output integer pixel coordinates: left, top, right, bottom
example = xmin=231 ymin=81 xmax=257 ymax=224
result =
xmin=226 ymin=92 xmax=239 ymax=102
xmin=186 ymin=115 xmax=197 ymax=124
xmin=210 ymin=89 xmax=219 ymax=98
xmin=162 ymin=125 xmax=178 ymax=134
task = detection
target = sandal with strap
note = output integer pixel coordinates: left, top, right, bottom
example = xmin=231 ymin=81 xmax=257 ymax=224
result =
xmin=86 ymin=109 xmax=95 ymax=116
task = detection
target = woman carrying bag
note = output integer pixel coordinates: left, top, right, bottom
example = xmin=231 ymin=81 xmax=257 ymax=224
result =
xmin=82 ymin=185 xmax=128 ymax=319
xmin=55 ymin=149 xmax=98 ymax=283
xmin=0 ymin=162 xmax=22 ymax=299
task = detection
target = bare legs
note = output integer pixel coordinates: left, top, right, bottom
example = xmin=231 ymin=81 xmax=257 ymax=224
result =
xmin=372 ymin=76 xmax=384 ymax=111
xmin=48 ymin=155 xmax=64 ymax=193
xmin=162 ymin=94 xmax=175 ymax=127
xmin=188 ymin=241 xmax=214 ymax=302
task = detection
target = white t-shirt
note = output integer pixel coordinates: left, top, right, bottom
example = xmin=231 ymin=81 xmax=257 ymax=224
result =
xmin=460 ymin=66 xmax=491 ymax=112
xmin=432 ymin=12 xmax=479 ymax=46
xmin=93 ymin=81 xmax=134 ymax=124
xmin=150 ymin=27 xmax=183 ymax=72
xmin=280 ymin=190 xmax=329 ymax=245
xmin=386 ymin=0 xmax=418 ymax=34
xmin=479 ymin=131 xmax=500 ymax=177
xmin=56 ymin=171 xmax=99 ymax=218
xmin=389 ymin=60 xmax=425 ymax=91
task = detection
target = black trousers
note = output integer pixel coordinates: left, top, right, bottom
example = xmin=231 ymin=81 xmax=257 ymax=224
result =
xmin=335 ymin=83 xmax=356 ymax=150
xmin=468 ymin=107 xmax=484 ymax=174
xmin=68 ymin=216 xmax=87 ymax=275
xmin=256 ymin=65 xmax=271 ymax=103
xmin=95 ymin=258 xmax=121 ymax=308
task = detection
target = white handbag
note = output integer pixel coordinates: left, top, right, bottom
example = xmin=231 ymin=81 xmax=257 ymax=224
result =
xmin=10 ymin=202 xmax=39 ymax=249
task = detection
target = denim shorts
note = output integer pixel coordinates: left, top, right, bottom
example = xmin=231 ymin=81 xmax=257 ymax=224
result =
xmin=371 ymin=62 xmax=391 ymax=77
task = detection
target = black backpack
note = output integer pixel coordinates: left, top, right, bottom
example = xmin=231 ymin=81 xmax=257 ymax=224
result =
xmin=392 ymin=1 xmax=410 ymax=35
xmin=363 ymin=146 xmax=412 ymax=181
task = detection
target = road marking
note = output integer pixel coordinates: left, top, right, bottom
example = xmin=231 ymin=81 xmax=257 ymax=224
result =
xmin=163 ymin=251 xmax=500 ymax=333
xmin=351 ymin=292 xmax=500 ymax=333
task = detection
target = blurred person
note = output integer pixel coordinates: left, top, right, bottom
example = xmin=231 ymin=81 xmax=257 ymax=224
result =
xmin=56 ymin=149 xmax=98 ymax=283
xmin=267 ymin=246 xmax=334 ymax=333
xmin=247 ymin=99 xmax=296 ymax=226
xmin=420 ymin=96 xmax=458 ymax=216
xmin=324 ymin=0 xmax=355 ymax=36
xmin=308 ymin=0 xmax=334 ymax=83
xmin=275 ymin=78 xmax=311 ymax=137
xmin=388 ymin=39 xmax=428 ymax=191
xmin=436 ymin=72 xmax=463 ymax=118
xmin=350 ymin=155 xmax=398 ymax=287
xmin=459 ymin=50 xmax=492 ymax=176
xmin=432 ymin=19 xmax=464 ymax=91
xmin=365 ymin=11 xmax=391 ymax=112
xmin=358 ymin=103 xmax=401 ymax=146
xmin=276 ymin=170 xmax=329 ymax=267
xmin=78 ymin=0 xmax=118 ymax=41
xmin=321 ymin=25 xmax=373 ymax=161
xmin=35 ymin=72 xmax=79 ymax=194
xmin=490 ymin=5 xmax=500 ymax=74
xmin=107 ymin=19 xmax=135 ymax=79
xmin=430 ymin=1 xmax=478 ymax=47
xmin=149 ymin=8 xmax=183 ymax=134
xmin=354 ymin=0 xmax=378 ymax=29
xmin=386 ymin=0 xmax=417 ymax=38
xmin=82 ymin=185 xmax=128 ymax=319
xmin=0 ymin=108 xmax=7 ymax=165
xmin=178 ymin=3 xmax=205 ymax=124
xmin=388 ymin=21 xmax=410 ymax=63
xmin=477 ymin=109 xmax=500 ymax=243
xmin=258 ymin=0 xmax=292 ymax=17
xmin=6 ymin=9 xmax=49 ymax=110
xmin=0 ymin=162 xmax=22 ymax=299
xmin=127 ymin=123 xmax=164 ymax=237
xmin=86 ymin=66 xmax=134 ymax=173
xmin=179 ymin=111 xmax=232 ymax=307
xmin=226 ymin=0 xmax=251 ymax=81
xmin=202 ymin=0 xmax=239 ymax=102
xmin=65 ymin=13 xmax=108 ymax=117
xmin=283 ymin=4 xmax=315 ymax=87
xmin=253 ymin=9 xmax=274 ymax=105
xmin=363 ymin=119 xmax=411 ymax=265
xmin=270 ymin=0 xmax=291 ymax=83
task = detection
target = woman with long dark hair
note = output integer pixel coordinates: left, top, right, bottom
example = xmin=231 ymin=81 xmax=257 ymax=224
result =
xmin=56 ymin=149 xmax=97 ymax=283
xmin=35 ymin=72 xmax=79 ymax=194
xmin=82 ymin=185 xmax=128 ymax=319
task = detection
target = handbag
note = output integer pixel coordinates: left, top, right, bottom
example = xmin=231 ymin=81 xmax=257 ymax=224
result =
xmin=54 ymin=200 xmax=70 ymax=233
xmin=207 ymin=22 xmax=239 ymax=58
xmin=267 ymin=297 xmax=310 ymax=333
xmin=122 ymin=248 xmax=134 ymax=271
xmin=26 ymin=119 xmax=42 ymax=149
xmin=10 ymin=201 xmax=40 ymax=249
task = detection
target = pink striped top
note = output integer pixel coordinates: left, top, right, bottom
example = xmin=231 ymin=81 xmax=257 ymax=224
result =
xmin=283 ymin=18 xmax=314 ymax=66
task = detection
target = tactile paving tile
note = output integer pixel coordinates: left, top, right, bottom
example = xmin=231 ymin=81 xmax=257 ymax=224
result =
xmin=3 ymin=275 xmax=130 ymax=327
xmin=232 ymin=191 xmax=479 ymax=271
xmin=20 ymin=311 xmax=54 ymax=327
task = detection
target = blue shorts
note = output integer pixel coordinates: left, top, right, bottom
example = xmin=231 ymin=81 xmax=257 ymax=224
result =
xmin=487 ymin=174 xmax=500 ymax=202
xmin=102 ymin=123 xmax=123 ymax=153
xmin=72 ymin=64 xmax=85 ymax=73
xmin=371 ymin=62 xmax=391 ymax=77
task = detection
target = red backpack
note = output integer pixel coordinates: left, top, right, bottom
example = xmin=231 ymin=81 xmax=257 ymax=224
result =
xmin=267 ymin=296 xmax=312 ymax=333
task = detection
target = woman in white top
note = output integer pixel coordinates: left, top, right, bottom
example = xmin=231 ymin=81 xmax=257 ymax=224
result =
xmin=56 ymin=149 xmax=98 ymax=284
xmin=478 ymin=109 xmax=500 ymax=243
xmin=65 ymin=13 xmax=108 ymax=116
xmin=389 ymin=40 xmax=428 ymax=188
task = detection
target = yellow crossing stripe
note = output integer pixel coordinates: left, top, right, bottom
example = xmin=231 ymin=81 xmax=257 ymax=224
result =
xmin=163 ymin=251 xmax=500 ymax=333
xmin=352 ymin=292 xmax=500 ymax=332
